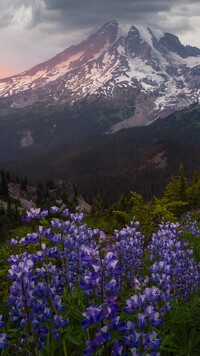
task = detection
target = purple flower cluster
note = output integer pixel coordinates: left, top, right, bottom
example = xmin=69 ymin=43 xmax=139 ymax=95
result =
xmin=184 ymin=214 xmax=200 ymax=237
xmin=22 ymin=207 xmax=49 ymax=223
xmin=80 ymin=249 xmax=122 ymax=300
xmin=6 ymin=205 xmax=103 ymax=350
xmin=0 ymin=315 xmax=8 ymax=349
xmin=148 ymin=222 xmax=200 ymax=299
xmin=81 ymin=285 xmax=163 ymax=355
xmin=110 ymin=223 xmax=144 ymax=289
xmin=7 ymin=252 xmax=68 ymax=349
xmin=79 ymin=223 xmax=145 ymax=304
xmin=3 ymin=206 xmax=200 ymax=354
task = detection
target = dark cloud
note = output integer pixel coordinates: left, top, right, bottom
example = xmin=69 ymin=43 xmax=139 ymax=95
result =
xmin=33 ymin=0 xmax=200 ymax=43
xmin=0 ymin=0 xmax=199 ymax=77
xmin=0 ymin=0 xmax=199 ymax=35
xmin=42 ymin=0 xmax=171 ymax=29
xmin=44 ymin=0 xmax=172 ymax=12
xmin=41 ymin=0 xmax=188 ymax=21
xmin=0 ymin=0 xmax=196 ymax=29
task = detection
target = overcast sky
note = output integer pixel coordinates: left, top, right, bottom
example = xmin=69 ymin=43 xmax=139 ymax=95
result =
xmin=0 ymin=0 xmax=200 ymax=78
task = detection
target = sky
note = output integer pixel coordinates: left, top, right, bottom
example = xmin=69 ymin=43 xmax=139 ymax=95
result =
xmin=0 ymin=0 xmax=200 ymax=79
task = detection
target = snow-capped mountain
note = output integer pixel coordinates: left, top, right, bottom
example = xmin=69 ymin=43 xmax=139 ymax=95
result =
xmin=0 ymin=21 xmax=200 ymax=129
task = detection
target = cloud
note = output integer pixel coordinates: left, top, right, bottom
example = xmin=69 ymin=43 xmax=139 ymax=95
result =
xmin=0 ymin=0 xmax=198 ymax=30
xmin=35 ymin=0 xmax=200 ymax=48
xmin=0 ymin=0 xmax=199 ymax=38
xmin=0 ymin=0 xmax=199 ymax=77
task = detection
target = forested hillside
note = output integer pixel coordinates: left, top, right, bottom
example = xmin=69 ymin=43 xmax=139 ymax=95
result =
xmin=3 ymin=104 xmax=200 ymax=205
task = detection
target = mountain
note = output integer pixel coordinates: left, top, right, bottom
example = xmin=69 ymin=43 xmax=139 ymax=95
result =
xmin=0 ymin=21 xmax=200 ymax=133
xmin=1 ymin=21 xmax=200 ymax=198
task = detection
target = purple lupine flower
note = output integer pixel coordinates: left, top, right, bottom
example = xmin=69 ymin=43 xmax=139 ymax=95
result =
xmin=137 ymin=313 xmax=146 ymax=328
xmin=111 ymin=316 xmax=126 ymax=332
xmin=0 ymin=333 xmax=8 ymax=349
xmin=105 ymin=279 xmax=120 ymax=294
xmin=50 ymin=206 xmax=61 ymax=214
xmin=0 ymin=315 xmax=4 ymax=328
xmin=95 ymin=325 xmax=111 ymax=343
xmin=112 ymin=340 xmax=125 ymax=356
xmin=124 ymin=294 xmax=145 ymax=314
xmin=144 ymin=306 xmax=163 ymax=327
xmin=147 ymin=331 xmax=162 ymax=350
xmin=123 ymin=332 xmax=142 ymax=348
xmin=7 ymin=238 xmax=18 ymax=246
xmin=84 ymin=339 xmax=98 ymax=356
xmin=125 ymin=320 xmax=136 ymax=335
xmin=82 ymin=305 xmax=107 ymax=329
xmin=53 ymin=315 xmax=68 ymax=328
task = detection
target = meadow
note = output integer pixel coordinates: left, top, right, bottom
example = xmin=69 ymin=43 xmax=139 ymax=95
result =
xmin=0 ymin=204 xmax=200 ymax=355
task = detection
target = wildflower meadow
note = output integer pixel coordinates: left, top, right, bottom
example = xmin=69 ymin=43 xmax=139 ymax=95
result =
xmin=0 ymin=204 xmax=200 ymax=355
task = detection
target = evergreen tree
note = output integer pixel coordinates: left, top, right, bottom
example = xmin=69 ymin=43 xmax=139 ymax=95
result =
xmin=162 ymin=165 xmax=188 ymax=215
xmin=20 ymin=176 xmax=29 ymax=191
xmin=91 ymin=195 xmax=104 ymax=216
xmin=36 ymin=181 xmax=49 ymax=206
xmin=163 ymin=164 xmax=187 ymax=203
xmin=187 ymin=172 xmax=200 ymax=209
xmin=0 ymin=170 xmax=9 ymax=197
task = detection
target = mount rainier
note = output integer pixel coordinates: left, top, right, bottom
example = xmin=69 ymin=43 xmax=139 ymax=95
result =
xmin=0 ymin=20 xmax=200 ymax=131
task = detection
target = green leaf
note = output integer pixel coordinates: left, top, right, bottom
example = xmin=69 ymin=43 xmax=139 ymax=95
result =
xmin=66 ymin=331 xmax=82 ymax=346
xmin=72 ymin=309 xmax=84 ymax=321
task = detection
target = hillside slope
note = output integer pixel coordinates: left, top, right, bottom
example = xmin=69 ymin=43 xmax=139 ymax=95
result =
xmin=3 ymin=104 xmax=200 ymax=203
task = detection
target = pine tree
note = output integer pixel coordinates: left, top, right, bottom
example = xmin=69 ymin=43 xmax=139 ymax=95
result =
xmin=162 ymin=164 xmax=188 ymax=215
xmin=91 ymin=195 xmax=103 ymax=216
xmin=0 ymin=170 xmax=9 ymax=197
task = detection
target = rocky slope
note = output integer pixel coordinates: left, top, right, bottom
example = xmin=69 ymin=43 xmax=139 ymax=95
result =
xmin=0 ymin=180 xmax=91 ymax=213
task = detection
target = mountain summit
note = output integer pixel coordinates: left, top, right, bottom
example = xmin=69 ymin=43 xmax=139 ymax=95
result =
xmin=0 ymin=21 xmax=200 ymax=129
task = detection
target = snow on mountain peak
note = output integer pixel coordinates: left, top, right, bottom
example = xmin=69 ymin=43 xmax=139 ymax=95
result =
xmin=116 ymin=22 xmax=165 ymax=46
xmin=118 ymin=22 xmax=133 ymax=37
xmin=150 ymin=28 xmax=165 ymax=42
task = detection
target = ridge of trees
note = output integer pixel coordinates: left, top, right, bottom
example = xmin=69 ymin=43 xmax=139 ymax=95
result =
xmin=89 ymin=165 xmax=200 ymax=235
xmin=2 ymin=165 xmax=200 ymax=240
